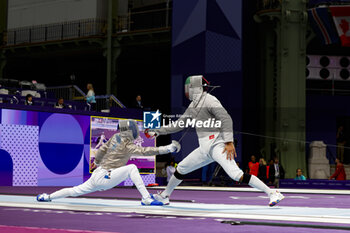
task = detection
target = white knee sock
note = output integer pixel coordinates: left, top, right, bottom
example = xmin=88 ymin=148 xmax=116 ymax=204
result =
xmin=49 ymin=188 xmax=74 ymax=200
xmin=162 ymin=175 xmax=182 ymax=197
xmin=129 ymin=166 xmax=150 ymax=199
xmin=248 ymin=175 xmax=272 ymax=195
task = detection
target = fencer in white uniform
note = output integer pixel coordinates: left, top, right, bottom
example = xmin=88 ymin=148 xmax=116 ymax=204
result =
xmin=94 ymin=132 xmax=107 ymax=149
xmin=37 ymin=119 xmax=181 ymax=206
xmin=147 ymin=75 xmax=284 ymax=206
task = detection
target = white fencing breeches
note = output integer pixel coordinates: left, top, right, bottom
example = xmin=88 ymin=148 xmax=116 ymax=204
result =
xmin=49 ymin=164 xmax=150 ymax=200
xmin=177 ymin=142 xmax=244 ymax=181
xmin=162 ymin=142 xmax=244 ymax=197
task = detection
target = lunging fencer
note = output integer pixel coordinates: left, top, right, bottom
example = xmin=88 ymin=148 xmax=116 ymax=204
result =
xmin=37 ymin=119 xmax=181 ymax=206
xmin=146 ymin=75 xmax=284 ymax=206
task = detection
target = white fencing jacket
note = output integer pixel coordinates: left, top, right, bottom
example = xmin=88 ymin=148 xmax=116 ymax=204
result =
xmin=155 ymin=93 xmax=234 ymax=153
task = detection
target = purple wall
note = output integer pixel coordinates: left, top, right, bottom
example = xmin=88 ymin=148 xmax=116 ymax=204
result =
xmin=0 ymin=108 xmax=156 ymax=186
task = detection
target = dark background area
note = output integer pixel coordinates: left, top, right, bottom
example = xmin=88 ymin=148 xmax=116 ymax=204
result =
xmin=0 ymin=0 xmax=287 ymax=168
xmin=3 ymin=0 xmax=350 ymax=168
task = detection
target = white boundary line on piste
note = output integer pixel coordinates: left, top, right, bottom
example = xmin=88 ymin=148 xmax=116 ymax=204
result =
xmin=0 ymin=195 xmax=349 ymax=225
xmin=149 ymin=186 xmax=350 ymax=195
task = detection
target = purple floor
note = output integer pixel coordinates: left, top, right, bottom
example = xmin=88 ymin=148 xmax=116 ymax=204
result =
xmin=1 ymin=186 xmax=350 ymax=208
xmin=0 ymin=187 xmax=350 ymax=233
xmin=1 ymin=207 xmax=350 ymax=233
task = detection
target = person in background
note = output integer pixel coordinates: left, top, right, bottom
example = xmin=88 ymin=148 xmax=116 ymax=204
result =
xmin=329 ymin=158 xmax=347 ymax=180
xmin=166 ymin=159 xmax=176 ymax=184
xmin=25 ymin=94 xmax=34 ymax=106
xmin=295 ymin=168 xmax=306 ymax=180
xmin=258 ymin=158 xmax=267 ymax=183
xmin=337 ymin=126 xmax=346 ymax=163
xmin=95 ymin=132 xmax=107 ymax=149
xmin=86 ymin=83 xmax=96 ymax=110
xmin=55 ymin=97 xmax=66 ymax=109
xmin=248 ymin=155 xmax=259 ymax=177
xmin=135 ymin=95 xmax=143 ymax=109
xmin=269 ymin=157 xmax=285 ymax=188
xmin=266 ymin=159 xmax=273 ymax=182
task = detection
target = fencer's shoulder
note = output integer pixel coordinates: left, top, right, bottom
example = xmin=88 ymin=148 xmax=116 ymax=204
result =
xmin=113 ymin=133 xmax=122 ymax=143
xmin=205 ymin=93 xmax=221 ymax=104
xmin=206 ymin=93 xmax=217 ymax=100
xmin=106 ymin=133 xmax=123 ymax=151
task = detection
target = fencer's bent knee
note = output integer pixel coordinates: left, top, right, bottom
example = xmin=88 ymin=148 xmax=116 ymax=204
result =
xmin=241 ymin=173 xmax=252 ymax=184
xmin=128 ymin=164 xmax=137 ymax=171
xmin=174 ymin=169 xmax=186 ymax=180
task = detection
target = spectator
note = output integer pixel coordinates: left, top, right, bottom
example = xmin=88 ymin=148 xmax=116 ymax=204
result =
xmin=329 ymin=158 xmax=347 ymax=180
xmin=95 ymin=132 xmax=107 ymax=149
xmin=295 ymin=168 xmax=306 ymax=180
xmin=86 ymin=83 xmax=96 ymax=110
xmin=258 ymin=158 xmax=267 ymax=183
xmin=135 ymin=95 xmax=143 ymax=109
xmin=25 ymin=94 xmax=34 ymax=106
xmin=269 ymin=157 xmax=285 ymax=188
xmin=166 ymin=160 xmax=176 ymax=183
xmin=337 ymin=126 xmax=346 ymax=163
xmin=55 ymin=97 xmax=66 ymax=109
xmin=248 ymin=155 xmax=259 ymax=176
xmin=266 ymin=159 xmax=273 ymax=181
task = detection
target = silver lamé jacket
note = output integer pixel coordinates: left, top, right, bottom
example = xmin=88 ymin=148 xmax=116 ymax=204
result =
xmin=94 ymin=133 xmax=159 ymax=170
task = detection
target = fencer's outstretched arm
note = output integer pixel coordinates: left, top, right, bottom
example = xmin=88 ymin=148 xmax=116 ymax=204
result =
xmin=126 ymin=140 xmax=181 ymax=155
xmin=153 ymin=108 xmax=192 ymax=136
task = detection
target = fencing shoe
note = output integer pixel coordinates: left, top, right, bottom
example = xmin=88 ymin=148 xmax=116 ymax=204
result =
xmin=153 ymin=192 xmax=170 ymax=205
xmin=141 ymin=195 xmax=163 ymax=206
xmin=36 ymin=193 xmax=51 ymax=202
xmin=269 ymin=190 xmax=284 ymax=207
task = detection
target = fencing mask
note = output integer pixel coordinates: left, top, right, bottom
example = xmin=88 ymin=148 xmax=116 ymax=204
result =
xmin=118 ymin=120 xmax=140 ymax=140
xmin=184 ymin=75 xmax=204 ymax=102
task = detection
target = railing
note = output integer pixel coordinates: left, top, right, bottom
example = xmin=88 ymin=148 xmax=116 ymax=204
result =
xmin=0 ymin=93 xmax=88 ymax=111
xmin=4 ymin=7 xmax=172 ymax=46
xmin=95 ymin=95 xmax=126 ymax=112
xmin=117 ymin=7 xmax=172 ymax=32
xmin=46 ymin=85 xmax=85 ymax=101
xmin=6 ymin=18 xmax=107 ymax=46
xmin=46 ymin=85 xmax=126 ymax=111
